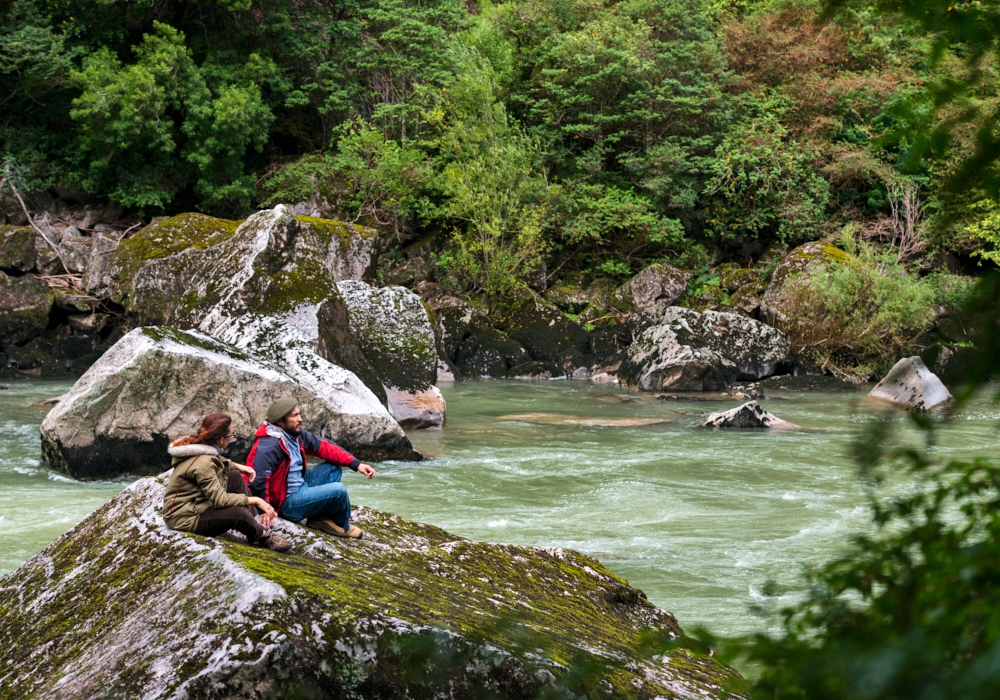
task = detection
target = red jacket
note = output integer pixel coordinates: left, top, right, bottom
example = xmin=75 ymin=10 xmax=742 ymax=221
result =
xmin=246 ymin=422 xmax=360 ymax=511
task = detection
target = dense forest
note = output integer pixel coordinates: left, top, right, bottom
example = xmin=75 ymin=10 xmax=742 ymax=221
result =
xmin=2 ymin=0 xmax=1000 ymax=377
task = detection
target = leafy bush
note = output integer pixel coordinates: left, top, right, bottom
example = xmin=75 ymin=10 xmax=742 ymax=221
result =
xmin=780 ymin=239 xmax=938 ymax=380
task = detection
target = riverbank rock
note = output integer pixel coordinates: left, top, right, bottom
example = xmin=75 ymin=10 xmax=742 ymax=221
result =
xmin=0 ymin=476 xmax=740 ymax=699
xmin=0 ymin=225 xmax=35 ymax=272
xmin=867 ymin=356 xmax=953 ymax=411
xmin=763 ymin=241 xmax=851 ymax=318
xmin=336 ymin=280 xmax=443 ymax=429
xmin=496 ymin=298 xmax=590 ymax=370
xmin=665 ymin=307 xmax=790 ymax=379
xmin=0 ymin=272 xmax=54 ymax=348
xmin=617 ymin=307 xmax=788 ymax=392
xmin=701 ymin=401 xmax=801 ymax=429
xmin=613 ymin=263 xmax=692 ymax=317
xmin=496 ymin=413 xmax=672 ymax=428
xmin=40 ymin=327 xmax=417 ymax=480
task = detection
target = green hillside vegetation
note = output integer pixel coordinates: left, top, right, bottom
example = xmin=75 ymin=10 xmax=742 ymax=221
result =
xmin=2 ymin=0 xmax=999 ymax=376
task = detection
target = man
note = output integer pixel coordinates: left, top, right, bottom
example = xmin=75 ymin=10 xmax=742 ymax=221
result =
xmin=247 ymin=396 xmax=376 ymax=539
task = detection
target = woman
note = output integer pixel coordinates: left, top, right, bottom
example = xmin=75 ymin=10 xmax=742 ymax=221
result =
xmin=162 ymin=413 xmax=292 ymax=552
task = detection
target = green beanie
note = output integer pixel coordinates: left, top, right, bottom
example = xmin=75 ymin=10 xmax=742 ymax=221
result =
xmin=267 ymin=396 xmax=299 ymax=424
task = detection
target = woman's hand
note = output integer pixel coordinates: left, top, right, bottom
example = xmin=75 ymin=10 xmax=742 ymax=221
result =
xmin=236 ymin=464 xmax=256 ymax=481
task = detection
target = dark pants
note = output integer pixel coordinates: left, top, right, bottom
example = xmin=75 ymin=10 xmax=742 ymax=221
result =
xmin=195 ymin=471 xmax=263 ymax=544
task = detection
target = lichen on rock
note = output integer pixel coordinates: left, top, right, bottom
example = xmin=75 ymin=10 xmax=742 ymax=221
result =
xmin=0 ymin=475 xmax=742 ymax=699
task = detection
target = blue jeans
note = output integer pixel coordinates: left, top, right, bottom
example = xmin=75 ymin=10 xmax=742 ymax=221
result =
xmin=279 ymin=462 xmax=351 ymax=530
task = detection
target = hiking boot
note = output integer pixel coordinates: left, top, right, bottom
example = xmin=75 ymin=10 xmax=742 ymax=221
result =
xmin=256 ymin=533 xmax=292 ymax=552
xmin=307 ymin=518 xmax=363 ymax=540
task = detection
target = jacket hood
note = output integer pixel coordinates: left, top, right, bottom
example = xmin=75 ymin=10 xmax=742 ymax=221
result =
xmin=167 ymin=441 xmax=220 ymax=458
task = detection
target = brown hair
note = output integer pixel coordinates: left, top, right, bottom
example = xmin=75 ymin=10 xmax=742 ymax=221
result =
xmin=173 ymin=413 xmax=233 ymax=446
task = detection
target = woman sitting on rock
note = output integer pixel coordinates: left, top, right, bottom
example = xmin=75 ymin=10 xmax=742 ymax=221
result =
xmin=162 ymin=412 xmax=292 ymax=552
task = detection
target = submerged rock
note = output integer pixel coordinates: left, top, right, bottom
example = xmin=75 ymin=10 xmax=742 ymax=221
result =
xmin=617 ymin=307 xmax=788 ymax=392
xmin=496 ymin=413 xmax=672 ymax=427
xmin=867 ymin=356 xmax=953 ymax=411
xmin=40 ymin=326 xmax=416 ymax=480
xmin=701 ymin=401 xmax=800 ymax=429
xmin=0 ymin=476 xmax=740 ymax=699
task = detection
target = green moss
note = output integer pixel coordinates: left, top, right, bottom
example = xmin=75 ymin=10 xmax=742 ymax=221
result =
xmin=113 ymin=213 xmax=241 ymax=289
xmin=140 ymin=326 xmax=252 ymax=363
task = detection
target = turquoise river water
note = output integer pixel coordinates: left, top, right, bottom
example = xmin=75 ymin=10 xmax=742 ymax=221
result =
xmin=2 ymin=378 xmax=998 ymax=636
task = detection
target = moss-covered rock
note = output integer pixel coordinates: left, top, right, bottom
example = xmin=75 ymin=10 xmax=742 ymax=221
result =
xmin=453 ymin=314 xmax=530 ymax=378
xmin=495 ymin=298 xmax=591 ymax=371
xmin=0 ymin=476 xmax=741 ymax=699
xmin=613 ymin=263 xmax=692 ymax=318
xmin=0 ymin=225 xmax=35 ymax=272
xmin=0 ymin=272 xmax=54 ymax=349
xmin=763 ymin=241 xmax=851 ymax=316
xmin=40 ymin=326 xmax=416 ymax=480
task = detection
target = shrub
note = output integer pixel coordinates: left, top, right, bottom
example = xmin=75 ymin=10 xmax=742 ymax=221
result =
xmin=780 ymin=239 xmax=938 ymax=380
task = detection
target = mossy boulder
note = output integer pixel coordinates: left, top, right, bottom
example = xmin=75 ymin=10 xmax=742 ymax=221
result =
xmin=763 ymin=241 xmax=851 ymax=316
xmin=496 ymin=298 xmax=591 ymax=372
xmin=0 ymin=272 xmax=55 ymax=349
xmin=0 ymin=225 xmax=35 ymax=272
xmin=40 ymin=326 xmax=416 ymax=480
xmin=0 ymin=475 xmax=741 ymax=699
xmin=453 ymin=314 xmax=531 ymax=378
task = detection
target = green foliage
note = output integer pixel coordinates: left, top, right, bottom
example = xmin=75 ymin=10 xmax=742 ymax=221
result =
xmin=706 ymin=116 xmax=831 ymax=245
xmin=780 ymin=238 xmax=939 ymax=380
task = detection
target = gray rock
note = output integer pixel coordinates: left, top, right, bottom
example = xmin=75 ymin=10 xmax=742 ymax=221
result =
xmin=40 ymin=326 xmax=417 ymax=480
xmin=867 ymin=356 xmax=953 ymax=411
xmin=613 ymin=263 xmax=692 ymax=317
xmin=61 ymin=236 xmax=95 ymax=274
xmin=701 ymin=401 xmax=800 ymax=429
xmin=496 ymin=298 xmax=590 ymax=370
xmin=0 ymin=272 xmax=54 ymax=348
xmin=663 ymin=307 xmax=790 ymax=379
xmin=617 ymin=307 xmax=789 ymax=392
xmin=336 ymin=280 xmax=443 ymax=429
xmin=0 ymin=475 xmax=741 ymax=699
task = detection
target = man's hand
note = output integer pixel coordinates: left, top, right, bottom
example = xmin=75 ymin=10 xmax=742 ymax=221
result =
xmin=236 ymin=464 xmax=256 ymax=482
xmin=358 ymin=463 xmax=376 ymax=479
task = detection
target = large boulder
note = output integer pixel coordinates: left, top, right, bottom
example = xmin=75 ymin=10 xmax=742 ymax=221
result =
xmin=0 ymin=272 xmax=54 ymax=349
xmin=0 ymin=475 xmax=741 ymax=699
xmin=664 ymin=307 xmax=790 ymax=379
xmin=435 ymin=302 xmax=531 ymax=379
xmin=0 ymin=225 xmax=35 ymax=272
xmin=40 ymin=326 xmax=417 ymax=480
xmin=613 ymin=263 xmax=692 ymax=317
xmin=763 ymin=241 xmax=851 ymax=317
xmin=617 ymin=307 xmax=789 ymax=392
xmin=336 ymin=280 xmax=444 ymax=429
xmin=496 ymin=298 xmax=590 ymax=371
xmin=867 ymin=356 xmax=953 ymax=411
xmin=701 ymin=401 xmax=800 ymax=429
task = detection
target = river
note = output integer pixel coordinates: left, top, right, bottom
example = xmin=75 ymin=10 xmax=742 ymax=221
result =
xmin=2 ymin=377 xmax=996 ymax=637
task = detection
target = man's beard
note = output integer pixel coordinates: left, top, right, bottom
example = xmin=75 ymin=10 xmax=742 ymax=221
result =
xmin=283 ymin=425 xmax=302 ymax=437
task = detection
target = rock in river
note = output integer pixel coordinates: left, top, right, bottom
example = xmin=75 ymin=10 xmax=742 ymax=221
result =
xmin=867 ymin=356 xmax=953 ymax=411
xmin=496 ymin=413 xmax=672 ymax=428
xmin=617 ymin=307 xmax=789 ymax=392
xmin=40 ymin=326 xmax=416 ymax=480
xmin=0 ymin=475 xmax=741 ymax=699
xmin=701 ymin=401 xmax=800 ymax=429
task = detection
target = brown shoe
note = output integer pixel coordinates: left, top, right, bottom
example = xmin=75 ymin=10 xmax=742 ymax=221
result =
xmin=307 ymin=518 xmax=363 ymax=540
xmin=256 ymin=533 xmax=292 ymax=552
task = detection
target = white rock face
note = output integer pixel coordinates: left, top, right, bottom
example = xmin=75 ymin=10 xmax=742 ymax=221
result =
xmin=613 ymin=263 xmax=692 ymax=317
xmin=40 ymin=327 xmax=416 ymax=479
xmin=867 ymin=356 xmax=953 ymax=411
xmin=617 ymin=307 xmax=789 ymax=391
xmin=701 ymin=401 xmax=800 ymax=429
xmin=663 ymin=307 xmax=790 ymax=379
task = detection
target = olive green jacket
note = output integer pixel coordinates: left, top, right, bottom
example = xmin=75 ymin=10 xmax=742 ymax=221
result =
xmin=162 ymin=442 xmax=249 ymax=532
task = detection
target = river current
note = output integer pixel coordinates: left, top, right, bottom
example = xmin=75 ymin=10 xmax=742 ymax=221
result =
xmin=2 ymin=378 xmax=997 ymax=636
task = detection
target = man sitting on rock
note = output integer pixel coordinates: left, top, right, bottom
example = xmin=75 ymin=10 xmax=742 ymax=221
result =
xmin=247 ymin=397 xmax=376 ymax=539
